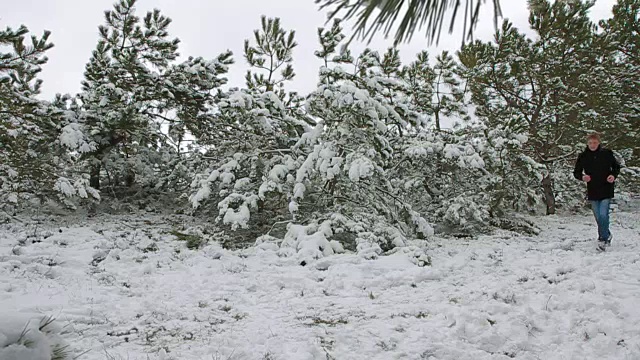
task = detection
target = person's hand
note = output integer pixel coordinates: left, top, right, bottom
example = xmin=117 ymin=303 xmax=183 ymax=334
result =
xmin=607 ymin=175 xmax=615 ymax=183
xmin=582 ymin=175 xmax=591 ymax=183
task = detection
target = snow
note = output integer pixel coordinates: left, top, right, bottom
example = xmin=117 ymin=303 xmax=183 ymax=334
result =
xmin=0 ymin=313 xmax=69 ymax=360
xmin=348 ymin=157 xmax=375 ymax=182
xmin=217 ymin=194 xmax=257 ymax=229
xmin=293 ymin=183 xmax=306 ymax=200
xmin=296 ymin=122 xmax=324 ymax=149
xmin=280 ymin=222 xmax=343 ymax=262
xmin=53 ymin=177 xmax=75 ymax=197
xmin=6 ymin=193 xmax=18 ymax=204
xmin=59 ymin=123 xmax=95 ymax=153
xmin=288 ymin=200 xmax=299 ymax=214
xmin=189 ymin=180 xmax=211 ymax=208
xmin=411 ymin=212 xmax=435 ymax=238
xmin=268 ymin=164 xmax=289 ymax=181
xmin=1 ymin=210 xmax=640 ymax=359
xmin=227 ymin=91 xmax=251 ymax=108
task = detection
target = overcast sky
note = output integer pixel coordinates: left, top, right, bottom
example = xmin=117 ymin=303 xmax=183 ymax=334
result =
xmin=3 ymin=0 xmax=617 ymax=99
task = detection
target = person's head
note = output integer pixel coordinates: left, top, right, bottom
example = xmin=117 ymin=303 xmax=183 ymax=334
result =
xmin=587 ymin=133 xmax=601 ymax=151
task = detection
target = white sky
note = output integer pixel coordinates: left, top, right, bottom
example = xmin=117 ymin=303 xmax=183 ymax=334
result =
xmin=3 ymin=0 xmax=618 ymax=99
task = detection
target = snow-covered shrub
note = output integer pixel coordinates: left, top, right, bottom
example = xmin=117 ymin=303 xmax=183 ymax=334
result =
xmin=612 ymin=150 xmax=640 ymax=195
xmin=279 ymin=222 xmax=345 ymax=262
xmin=192 ymin=18 xmax=548 ymax=255
xmin=190 ymin=16 xmax=311 ymax=235
xmin=0 ymin=314 xmax=71 ymax=360
xmin=476 ymin=127 xmax=545 ymax=215
xmin=191 ymin=20 xmax=439 ymax=257
xmin=280 ymin=34 xmax=436 ymax=255
xmin=396 ymin=130 xmax=486 ymax=229
xmin=189 ymin=88 xmax=308 ymax=231
xmin=393 ymin=119 xmax=548 ymax=233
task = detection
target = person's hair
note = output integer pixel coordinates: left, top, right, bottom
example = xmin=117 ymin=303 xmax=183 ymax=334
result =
xmin=587 ymin=133 xmax=601 ymax=142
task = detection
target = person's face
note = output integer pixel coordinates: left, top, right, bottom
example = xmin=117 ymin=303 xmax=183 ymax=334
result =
xmin=587 ymin=138 xmax=600 ymax=151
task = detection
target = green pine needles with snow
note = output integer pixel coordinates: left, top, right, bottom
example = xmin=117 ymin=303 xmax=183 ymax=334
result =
xmin=1 ymin=0 xmax=639 ymax=260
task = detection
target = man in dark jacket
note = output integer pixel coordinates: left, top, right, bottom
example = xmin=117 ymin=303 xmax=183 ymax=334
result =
xmin=573 ymin=133 xmax=621 ymax=251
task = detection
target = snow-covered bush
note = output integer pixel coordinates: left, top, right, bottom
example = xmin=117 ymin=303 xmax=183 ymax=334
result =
xmin=476 ymin=127 xmax=545 ymax=215
xmin=397 ymin=130 xmax=487 ymax=230
xmin=192 ymin=17 xmax=555 ymax=256
xmin=618 ymin=166 xmax=640 ymax=195
xmin=282 ymin=37 xmax=437 ymax=255
xmin=190 ymin=17 xmax=311 ymax=235
xmin=189 ymin=88 xmax=308 ymax=229
xmin=278 ymin=222 xmax=345 ymax=262
xmin=190 ymin=20 xmax=439 ymax=257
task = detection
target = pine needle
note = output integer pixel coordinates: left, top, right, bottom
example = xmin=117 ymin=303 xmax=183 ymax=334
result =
xmin=315 ymin=0 xmax=503 ymax=46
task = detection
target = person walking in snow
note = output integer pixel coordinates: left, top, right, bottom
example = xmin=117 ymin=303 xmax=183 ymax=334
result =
xmin=573 ymin=133 xmax=621 ymax=251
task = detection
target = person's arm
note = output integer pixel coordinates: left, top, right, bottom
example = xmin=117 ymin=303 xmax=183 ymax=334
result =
xmin=610 ymin=150 xmax=621 ymax=179
xmin=573 ymin=153 xmax=584 ymax=180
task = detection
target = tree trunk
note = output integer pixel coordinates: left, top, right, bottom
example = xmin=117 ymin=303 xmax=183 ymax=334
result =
xmin=125 ymin=169 xmax=135 ymax=188
xmin=542 ymin=174 xmax=555 ymax=215
xmin=90 ymin=163 xmax=101 ymax=190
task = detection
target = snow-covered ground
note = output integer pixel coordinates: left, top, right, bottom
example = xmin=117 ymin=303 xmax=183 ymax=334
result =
xmin=1 ymin=209 xmax=639 ymax=360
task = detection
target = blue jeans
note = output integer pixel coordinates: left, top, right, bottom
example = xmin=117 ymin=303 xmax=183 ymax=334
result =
xmin=590 ymin=198 xmax=611 ymax=241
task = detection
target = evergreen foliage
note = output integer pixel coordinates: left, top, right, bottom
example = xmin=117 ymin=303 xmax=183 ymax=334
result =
xmin=2 ymin=0 xmax=637 ymax=257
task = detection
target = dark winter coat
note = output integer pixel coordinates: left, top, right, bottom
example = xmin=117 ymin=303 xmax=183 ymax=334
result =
xmin=573 ymin=145 xmax=621 ymax=201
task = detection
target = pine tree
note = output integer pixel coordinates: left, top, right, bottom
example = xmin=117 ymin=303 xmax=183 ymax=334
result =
xmin=459 ymin=0 xmax=610 ymax=214
xmin=599 ymin=0 xmax=640 ymax=167
xmin=402 ymin=51 xmax=436 ymax=125
xmin=355 ymin=47 xmax=422 ymax=135
xmin=190 ymin=16 xmax=308 ymax=234
xmin=315 ymin=0 xmax=503 ymax=45
xmin=287 ymin=23 xmax=435 ymax=256
xmin=402 ymin=50 xmax=467 ymax=131
xmin=0 ymin=25 xmax=97 ymax=206
xmin=432 ymin=51 xmax=467 ymax=130
xmin=244 ymin=16 xmax=296 ymax=97
xmin=73 ymin=0 xmax=233 ymax=197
